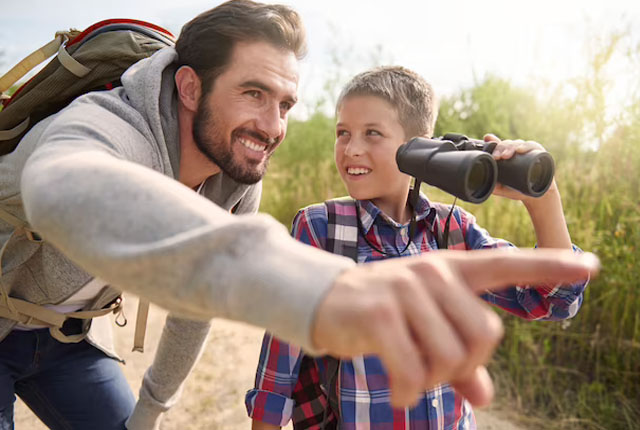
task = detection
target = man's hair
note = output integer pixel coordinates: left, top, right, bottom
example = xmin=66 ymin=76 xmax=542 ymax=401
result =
xmin=336 ymin=66 xmax=438 ymax=139
xmin=175 ymin=0 xmax=307 ymax=93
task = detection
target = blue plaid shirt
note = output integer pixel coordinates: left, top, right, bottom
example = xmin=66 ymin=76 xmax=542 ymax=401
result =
xmin=246 ymin=194 xmax=587 ymax=429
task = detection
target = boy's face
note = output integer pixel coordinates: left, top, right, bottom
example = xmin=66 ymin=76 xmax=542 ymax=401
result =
xmin=335 ymin=95 xmax=412 ymax=209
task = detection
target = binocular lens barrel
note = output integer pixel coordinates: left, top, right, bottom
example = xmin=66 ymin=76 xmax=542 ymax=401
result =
xmin=396 ymin=138 xmax=497 ymax=203
xmin=468 ymin=157 xmax=497 ymax=200
xmin=396 ymin=136 xmax=556 ymax=202
xmin=496 ymin=150 xmax=555 ymax=197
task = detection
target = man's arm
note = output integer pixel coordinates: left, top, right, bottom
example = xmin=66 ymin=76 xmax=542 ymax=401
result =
xmin=126 ymin=317 xmax=211 ymax=430
xmin=128 ymin=184 xmax=264 ymax=430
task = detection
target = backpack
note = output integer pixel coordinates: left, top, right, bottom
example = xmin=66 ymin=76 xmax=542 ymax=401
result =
xmin=0 ymin=19 xmax=175 ymax=351
xmin=314 ymin=196 xmax=465 ymax=429
xmin=0 ymin=19 xmax=175 ymax=155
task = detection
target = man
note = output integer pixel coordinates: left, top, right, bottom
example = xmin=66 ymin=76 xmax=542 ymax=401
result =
xmin=0 ymin=1 xmax=597 ymax=429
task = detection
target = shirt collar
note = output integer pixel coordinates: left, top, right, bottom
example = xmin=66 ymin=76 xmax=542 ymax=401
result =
xmin=355 ymin=191 xmax=436 ymax=234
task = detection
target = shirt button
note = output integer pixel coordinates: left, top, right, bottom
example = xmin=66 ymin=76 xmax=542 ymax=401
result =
xmin=431 ymin=398 xmax=439 ymax=408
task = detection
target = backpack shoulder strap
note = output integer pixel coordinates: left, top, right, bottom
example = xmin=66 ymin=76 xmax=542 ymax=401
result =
xmin=318 ymin=197 xmax=361 ymax=425
xmin=324 ymin=197 xmax=358 ymax=263
xmin=431 ymin=202 xmax=466 ymax=250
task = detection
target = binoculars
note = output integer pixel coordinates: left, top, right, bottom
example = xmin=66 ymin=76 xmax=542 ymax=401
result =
xmin=396 ymin=133 xmax=555 ymax=203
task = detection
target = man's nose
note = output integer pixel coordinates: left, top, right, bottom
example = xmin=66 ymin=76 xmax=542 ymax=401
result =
xmin=256 ymin=103 xmax=284 ymax=141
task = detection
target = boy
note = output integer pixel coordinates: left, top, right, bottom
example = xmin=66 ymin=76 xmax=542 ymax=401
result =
xmin=245 ymin=66 xmax=587 ymax=429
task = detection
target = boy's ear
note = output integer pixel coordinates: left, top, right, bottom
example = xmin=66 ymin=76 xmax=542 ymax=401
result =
xmin=175 ymin=66 xmax=202 ymax=112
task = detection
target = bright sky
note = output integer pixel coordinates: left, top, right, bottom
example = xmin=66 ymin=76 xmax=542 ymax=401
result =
xmin=1 ymin=0 xmax=638 ymax=118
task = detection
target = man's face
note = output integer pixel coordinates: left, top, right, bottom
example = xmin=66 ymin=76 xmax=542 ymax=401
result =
xmin=193 ymin=40 xmax=299 ymax=184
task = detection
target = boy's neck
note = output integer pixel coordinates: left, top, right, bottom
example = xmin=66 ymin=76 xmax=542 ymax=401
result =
xmin=370 ymin=197 xmax=413 ymax=225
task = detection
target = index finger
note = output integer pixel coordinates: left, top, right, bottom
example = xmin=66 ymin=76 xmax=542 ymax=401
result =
xmin=438 ymin=249 xmax=599 ymax=294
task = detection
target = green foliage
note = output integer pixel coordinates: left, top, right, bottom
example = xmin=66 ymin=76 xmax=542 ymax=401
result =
xmin=260 ymin=113 xmax=345 ymax=226
xmin=261 ymin=27 xmax=640 ymax=430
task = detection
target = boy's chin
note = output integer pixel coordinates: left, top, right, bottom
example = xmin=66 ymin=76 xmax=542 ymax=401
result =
xmin=346 ymin=190 xmax=376 ymax=201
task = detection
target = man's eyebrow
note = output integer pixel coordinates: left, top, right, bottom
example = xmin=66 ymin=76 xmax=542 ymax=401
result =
xmin=240 ymin=80 xmax=298 ymax=104
xmin=240 ymin=80 xmax=272 ymax=93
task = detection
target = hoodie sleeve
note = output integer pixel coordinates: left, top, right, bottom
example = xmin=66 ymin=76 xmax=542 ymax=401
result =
xmin=20 ymin=100 xmax=354 ymax=354
xmin=127 ymin=182 xmax=264 ymax=430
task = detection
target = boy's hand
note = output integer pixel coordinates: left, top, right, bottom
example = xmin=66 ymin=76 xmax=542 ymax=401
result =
xmin=312 ymin=249 xmax=599 ymax=408
xmin=483 ymin=133 xmax=558 ymax=204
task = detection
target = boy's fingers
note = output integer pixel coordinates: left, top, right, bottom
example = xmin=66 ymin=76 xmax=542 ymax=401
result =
xmin=440 ymin=249 xmax=599 ymax=294
xmin=483 ymin=133 xmax=500 ymax=142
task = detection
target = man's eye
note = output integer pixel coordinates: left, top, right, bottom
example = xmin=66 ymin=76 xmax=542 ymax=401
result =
xmin=245 ymin=90 xmax=261 ymax=99
xmin=336 ymin=130 xmax=349 ymax=138
xmin=280 ymin=102 xmax=292 ymax=112
xmin=367 ymin=129 xmax=382 ymax=136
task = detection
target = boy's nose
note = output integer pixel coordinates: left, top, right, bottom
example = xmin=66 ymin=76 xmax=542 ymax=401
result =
xmin=344 ymin=138 xmax=365 ymax=157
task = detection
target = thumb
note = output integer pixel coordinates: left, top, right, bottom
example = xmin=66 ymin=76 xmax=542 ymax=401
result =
xmin=483 ymin=133 xmax=500 ymax=143
xmin=450 ymin=365 xmax=495 ymax=407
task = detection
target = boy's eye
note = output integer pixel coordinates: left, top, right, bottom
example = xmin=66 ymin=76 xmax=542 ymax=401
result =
xmin=336 ymin=130 xmax=349 ymax=138
xmin=366 ymin=129 xmax=382 ymax=137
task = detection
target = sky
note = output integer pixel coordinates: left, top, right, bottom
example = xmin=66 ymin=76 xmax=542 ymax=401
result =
xmin=1 ymin=0 xmax=638 ymax=119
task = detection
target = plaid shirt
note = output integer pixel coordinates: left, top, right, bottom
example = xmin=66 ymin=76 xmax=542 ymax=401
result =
xmin=246 ymin=195 xmax=587 ymax=429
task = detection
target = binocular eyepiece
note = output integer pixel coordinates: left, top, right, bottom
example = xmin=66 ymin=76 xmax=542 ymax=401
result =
xmin=396 ymin=133 xmax=555 ymax=203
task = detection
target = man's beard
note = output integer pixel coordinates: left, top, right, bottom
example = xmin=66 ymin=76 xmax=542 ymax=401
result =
xmin=192 ymin=100 xmax=271 ymax=185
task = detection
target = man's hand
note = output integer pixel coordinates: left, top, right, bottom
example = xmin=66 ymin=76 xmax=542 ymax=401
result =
xmin=311 ymin=249 xmax=599 ymax=408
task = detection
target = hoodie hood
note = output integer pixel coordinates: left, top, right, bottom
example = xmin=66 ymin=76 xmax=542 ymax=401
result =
xmin=121 ymin=46 xmax=180 ymax=178
xmin=119 ymin=46 xmax=256 ymax=210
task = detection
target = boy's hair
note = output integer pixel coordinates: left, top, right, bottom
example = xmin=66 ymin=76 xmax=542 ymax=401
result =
xmin=336 ymin=66 xmax=438 ymax=139
xmin=175 ymin=0 xmax=307 ymax=94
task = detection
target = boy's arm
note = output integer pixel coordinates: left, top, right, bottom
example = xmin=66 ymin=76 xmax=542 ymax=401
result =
xmin=487 ymin=134 xmax=572 ymax=250
xmin=521 ymin=184 xmax=572 ymax=249
xmin=461 ymin=203 xmax=587 ymax=321
xmin=245 ymin=332 xmax=305 ymax=427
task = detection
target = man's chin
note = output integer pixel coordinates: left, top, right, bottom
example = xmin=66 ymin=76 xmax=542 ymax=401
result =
xmin=229 ymin=166 xmax=267 ymax=185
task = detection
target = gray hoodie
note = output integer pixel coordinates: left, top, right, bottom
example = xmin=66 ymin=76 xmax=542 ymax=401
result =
xmin=0 ymin=47 xmax=354 ymax=428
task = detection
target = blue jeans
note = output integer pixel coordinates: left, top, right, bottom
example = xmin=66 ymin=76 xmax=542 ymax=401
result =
xmin=0 ymin=321 xmax=135 ymax=430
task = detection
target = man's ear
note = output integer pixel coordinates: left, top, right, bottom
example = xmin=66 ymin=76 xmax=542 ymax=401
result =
xmin=175 ymin=66 xmax=202 ymax=112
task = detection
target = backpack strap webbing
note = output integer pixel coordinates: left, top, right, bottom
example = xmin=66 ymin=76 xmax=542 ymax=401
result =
xmin=132 ymin=300 xmax=150 ymax=352
xmin=0 ymin=278 xmax=122 ymax=343
xmin=321 ymin=198 xmax=359 ymax=426
xmin=0 ymin=207 xmax=133 ymax=345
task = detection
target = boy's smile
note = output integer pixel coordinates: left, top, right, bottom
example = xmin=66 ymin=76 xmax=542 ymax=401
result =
xmin=335 ymin=95 xmax=413 ymax=222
